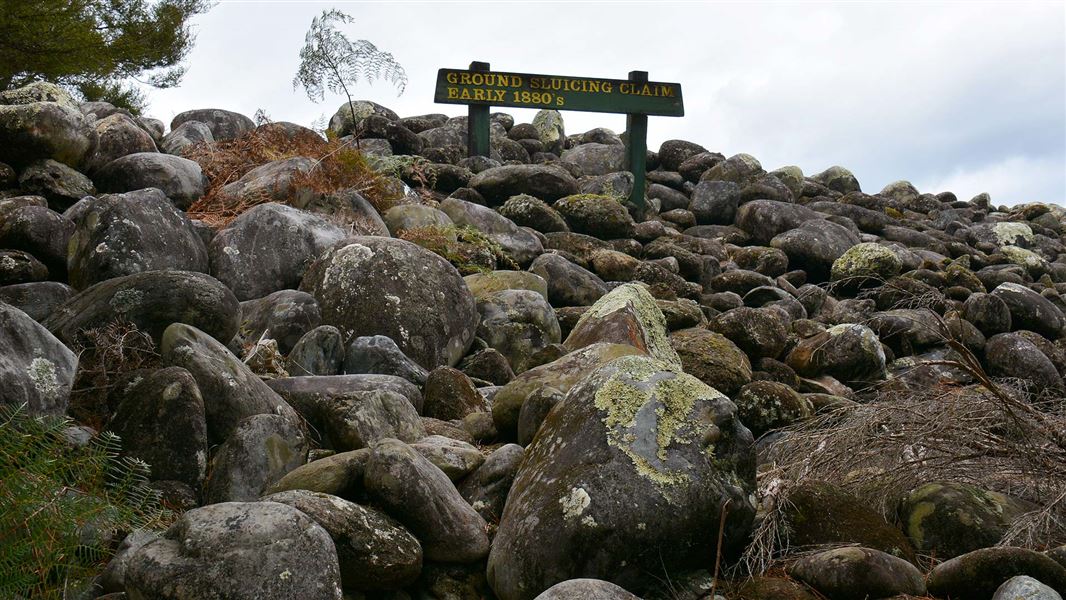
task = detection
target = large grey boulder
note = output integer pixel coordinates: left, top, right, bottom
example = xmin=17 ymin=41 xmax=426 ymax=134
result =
xmin=94 ymin=152 xmax=206 ymax=209
xmin=216 ymin=156 xmax=316 ymax=208
xmin=533 ymin=579 xmax=641 ymax=600
xmin=84 ymin=113 xmax=157 ymax=174
xmin=561 ymin=144 xmax=625 ymax=176
xmin=476 ymin=289 xmax=561 ymax=373
xmin=161 ymin=323 xmax=298 ymax=445
xmin=66 ymin=188 xmax=209 ymax=289
xmin=529 ymin=253 xmax=608 ymax=307
xmin=991 ymin=282 xmax=1066 ymax=339
xmin=204 ymin=413 xmax=308 ymax=503
xmin=17 ymin=158 xmax=95 ymax=209
xmin=787 ymin=547 xmax=925 ymax=599
xmin=320 ymin=389 xmax=426 ymax=451
xmin=771 ymin=219 xmax=860 ymax=281
xmin=470 ymin=164 xmax=578 ymax=205
xmin=261 ymin=490 xmax=423 ymax=592
xmin=0 ymin=99 xmax=96 ymax=169
xmin=170 ymin=108 xmax=255 ymax=141
xmin=44 ymin=270 xmax=240 ymax=346
xmin=0 ymin=302 xmax=77 ymax=415
xmin=0 ymin=204 xmax=74 ymax=276
xmin=160 ymin=120 xmax=213 ymax=155
xmin=236 ymin=290 xmax=321 ymax=354
xmin=300 ymin=237 xmax=478 ymax=369
xmin=210 ymin=202 xmax=347 ymax=302
xmin=459 ymin=443 xmax=525 ymax=523
xmin=735 ymin=199 xmax=822 ymax=245
xmin=124 ymin=501 xmax=343 ymax=600
xmin=108 ymin=367 xmax=208 ymax=490
xmin=364 ymin=438 xmax=490 ymax=563
xmin=343 ymin=335 xmax=428 ymax=385
xmin=487 ymin=354 xmax=756 ymax=600
xmin=266 ymin=374 xmax=423 ymax=432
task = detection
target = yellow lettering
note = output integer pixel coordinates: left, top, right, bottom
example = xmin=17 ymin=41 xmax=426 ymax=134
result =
xmin=447 ymin=87 xmax=458 ymax=99
xmin=603 ymin=82 xmax=613 ymax=93
xmin=471 ymin=73 xmax=484 ymax=86
xmin=620 ymin=83 xmax=632 ymax=94
xmin=641 ymin=83 xmax=653 ymax=96
xmin=492 ymin=89 xmax=506 ymax=102
xmin=473 ymin=88 xmax=486 ymax=101
xmin=530 ymin=78 xmax=540 ymax=90
xmin=661 ymin=85 xmax=675 ymax=97
xmin=588 ymin=81 xmax=600 ymax=93
xmin=512 ymin=76 xmax=523 ymax=88
xmin=447 ymin=72 xmax=458 ymax=84
xmin=459 ymin=88 xmax=472 ymax=100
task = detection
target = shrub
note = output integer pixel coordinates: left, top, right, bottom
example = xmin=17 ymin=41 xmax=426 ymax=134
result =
xmin=0 ymin=405 xmax=174 ymax=599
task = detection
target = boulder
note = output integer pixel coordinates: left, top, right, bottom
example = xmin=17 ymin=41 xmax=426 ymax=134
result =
xmin=499 ymin=194 xmax=570 ymax=233
xmin=0 ymin=99 xmax=96 ymax=169
xmin=364 ymin=438 xmax=490 ymax=563
xmin=991 ymin=282 xmax=1065 ymax=339
xmin=690 ymin=180 xmax=741 ymax=225
xmin=554 ymin=194 xmax=635 ymax=239
xmin=532 ymin=109 xmax=566 ymax=154
xmin=533 ymin=580 xmax=640 ymax=600
xmin=459 ymin=443 xmax=525 ymax=523
xmin=477 ymin=289 xmax=562 ymax=373
xmin=300 ymin=237 xmax=479 ymax=369
xmin=216 ymin=156 xmax=316 ymax=209
xmin=899 ymin=481 xmax=1038 ymax=560
xmin=0 ymin=204 xmax=74 ymax=276
xmin=170 ymin=108 xmax=255 ymax=141
xmin=343 ymin=335 xmax=428 ymax=385
xmin=470 ymin=164 xmax=578 ymax=205
xmin=439 ymin=197 xmax=544 ymax=267
xmin=0 ymin=302 xmax=78 ymax=415
xmin=709 ymin=307 xmax=789 ymax=360
xmin=735 ymin=200 xmax=822 ymax=245
xmin=160 ymin=120 xmax=213 ymax=155
xmin=927 ymin=547 xmax=1066 ymax=599
xmin=669 ymin=327 xmax=752 ymax=395
xmin=787 ymin=547 xmax=925 ymax=599
xmin=529 ymin=253 xmax=608 ymax=307
xmin=486 ymin=354 xmax=756 ymax=600
xmin=0 ymin=281 xmax=73 ymax=322
xmin=287 ymin=325 xmax=345 ymax=377
xmin=491 ymin=342 xmax=644 ymax=440
xmin=733 ymin=381 xmax=811 ymax=437
xmin=657 ymin=140 xmax=708 ymax=172
xmin=411 ymin=435 xmax=485 ymax=481
xmin=985 ymin=332 xmax=1064 ymax=392
xmin=84 ymin=113 xmax=157 ymax=174
xmin=44 ymin=270 xmax=240 ymax=346
xmin=786 ymin=324 xmax=887 ymax=388
xmin=561 ymin=144 xmax=626 ymax=176
xmin=93 ymin=152 xmax=206 ymax=209
xmin=830 ymin=242 xmax=903 ymax=288
xmin=204 ymin=413 xmax=308 ymax=503
xmin=422 ymin=366 xmax=489 ymax=421
xmin=810 ymin=165 xmax=861 ymax=194
xmin=160 ymin=323 xmax=298 ymax=445
xmin=261 ymin=490 xmax=423 ymax=591
xmin=66 ymin=188 xmax=209 ymax=289
xmin=320 ymin=389 xmax=425 ymax=451
xmin=17 ymin=158 xmax=95 ymax=209
xmin=563 ymin=283 xmax=681 ymax=368
xmin=993 ymin=576 xmax=1063 ymax=600
xmin=124 ymin=501 xmax=343 ymax=599
xmin=464 ymin=270 xmax=549 ymax=301
xmin=236 ymin=290 xmax=320 ymax=354
xmin=771 ymin=220 xmax=860 ymax=281
xmin=265 ymin=374 xmax=423 ymax=433
xmin=108 ymin=367 xmax=208 ymax=490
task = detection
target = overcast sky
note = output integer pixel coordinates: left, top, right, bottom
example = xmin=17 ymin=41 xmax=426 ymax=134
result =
xmin=142 ymin=1 xmax=1066 ymax=206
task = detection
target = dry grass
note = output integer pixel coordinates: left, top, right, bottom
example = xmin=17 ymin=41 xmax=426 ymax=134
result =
xmin=184 ymin=126 xmax=403 ymax=228
xmin=68 ymin=321 xmax=161 ymax=431
xmin=735 ymin=287 xmax=1066 ymax=576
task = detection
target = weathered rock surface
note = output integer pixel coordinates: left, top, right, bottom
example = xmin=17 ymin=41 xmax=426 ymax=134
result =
xmin=0 ymin=302 xmax=78 ymax=415
xmin=487 ymin=354 xmax=756 ymax=600
xmin=300 ymin=237 xmax=478 ymax=369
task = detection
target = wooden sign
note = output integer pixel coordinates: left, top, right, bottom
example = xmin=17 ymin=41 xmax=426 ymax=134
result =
xmin=434 ymin=61 xmax=685 ymax=212
xmin=434 ymin=68 xmax=684 ymax=117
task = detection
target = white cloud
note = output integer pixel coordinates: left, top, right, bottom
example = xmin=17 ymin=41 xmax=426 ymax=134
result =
xmin=915 ymin=155 xmax=1066 ymax=206
xmin=141 ymin=0 xmax=1065 ymax=205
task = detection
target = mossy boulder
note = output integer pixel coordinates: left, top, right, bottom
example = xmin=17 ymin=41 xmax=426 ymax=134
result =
xmin=563 ymin=283 xmax=681 ymax=369
xmin=470 ymin=164 xmax=577 ymax=205
xmin=786 ymin=323 xmax=887 ymax=389
xmin=733 ymin=381 xmax=811 ymax=437
xmin=554 ymin=194 xmax=636 ymax=240
xmin=787 ymin=546 xmax=925 ymax=599
xmin=491 ymin=342 xmax=643 ymax=440
xmin=464 ymin=270 xmax=549 ymax=301
xmin=0 ymin=301 xmax=78 ymax=415
xmin=532 ymin=109 xmax=565 ymax=155
xmin=669 ymin=327 xmax=752 ymax=395
xmin=498 ymin=194 xmax=570 ymax=234
xmin=734 ymin=576 xmax=820 ymax=600
xmin=477 ymin=289 xmax=561 ymax=374
xmin=810 ymin=165 xmax=861 ymax=194
xmin=784 ymin=481 xmax=917 ymax=562
xmin=709 ymin=307 xmax=789 ymax=360
xmin=927 ymin=547 xmax=1066 ymax=599
xmin=44 ymin=270 xmax=240 ymax=346
xmin=0 ymin=99 xmax=97 ymax=169
xmin=898 ymin=481 xmax=1037 ymax=560
xmin=830 ymin=243 xmax=903 ymax=289
xmin=204 ymin=413 xmax=308 ymax=503
xmin=487 ymin=354 xmax=756 ymax=600
xmin=991 ymin=282 xmax=1066 ymax=339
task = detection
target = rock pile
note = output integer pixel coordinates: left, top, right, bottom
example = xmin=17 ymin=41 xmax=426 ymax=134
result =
xmin=1 ymin=81 xmax=1065 ymax=599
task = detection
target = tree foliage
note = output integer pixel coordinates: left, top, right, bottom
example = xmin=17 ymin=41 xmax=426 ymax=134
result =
xmin=0 ymin=0 xmax=213 ymax=113
xmin=293 ymin=9 xmax=407 ymax=116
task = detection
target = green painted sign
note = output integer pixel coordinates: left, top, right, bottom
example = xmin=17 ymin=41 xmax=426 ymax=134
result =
xmin=434 ymin=62 xmax=685 ymax=213
xmin=434 ymin=68 xmax=684 ymax=117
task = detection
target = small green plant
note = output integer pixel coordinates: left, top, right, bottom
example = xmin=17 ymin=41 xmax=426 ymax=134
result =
xmin=293 ymin=9 xmax=406 ymax=129
xmin=0 ymin=404 xmax=174 ymax=599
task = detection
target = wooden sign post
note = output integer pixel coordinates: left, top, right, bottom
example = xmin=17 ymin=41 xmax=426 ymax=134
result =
xmin=434 ymin=61 xmax=684 ymax=211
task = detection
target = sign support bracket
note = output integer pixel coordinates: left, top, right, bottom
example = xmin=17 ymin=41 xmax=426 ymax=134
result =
xmin=467 ymin=61 xmax=491 ymax=158
xmin=624 ymin=70 xmax=649 ymax=214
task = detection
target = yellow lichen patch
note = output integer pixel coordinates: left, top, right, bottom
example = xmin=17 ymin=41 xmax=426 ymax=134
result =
xmin=593 ymin=355 xmax=721 ymax=493
xmin=575 ymin=283 xmax=681 ymax=368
